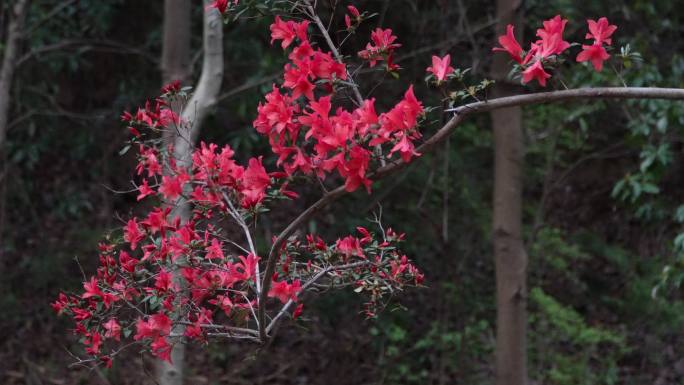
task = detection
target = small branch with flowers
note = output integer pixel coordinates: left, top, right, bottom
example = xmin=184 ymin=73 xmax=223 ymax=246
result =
xmin=54 ymin=0 xmax=684 ymax=369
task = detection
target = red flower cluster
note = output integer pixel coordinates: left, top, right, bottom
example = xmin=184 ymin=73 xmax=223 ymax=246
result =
xmin=255 ymin=17 xmax=424 ymax=192
xmin=54 ymin=189 xmax=421 ymax=364
xmin=56 ymin=90 xmax=423 ymax=366
xmin=270 ymin=16 xmax=310 ymax=49
xmin=55 ymin=8 xmax=425 ymax=368
xmin=128 ymin=111 xmax=273 ymax=208
xmin=121 ymin=98 xmax=181 ymax=138
xmin=268 ymin=278 xmax=302 ymax=303
xmin=493 ymin=15 xmax=617 ymax=86
xmin=358 ymin=28 xmax=401 ymax=71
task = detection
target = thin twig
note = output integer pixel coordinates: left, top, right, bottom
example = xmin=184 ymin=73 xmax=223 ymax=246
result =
xmin=222 ymin=191 xmax=262 ymax=298
xmin=265 ymin=260 xmax=371 ymax=334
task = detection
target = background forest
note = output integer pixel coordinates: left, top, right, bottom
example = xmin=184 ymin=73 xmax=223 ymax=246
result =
xmin=2 ymin=0 xmax=684 ymax=384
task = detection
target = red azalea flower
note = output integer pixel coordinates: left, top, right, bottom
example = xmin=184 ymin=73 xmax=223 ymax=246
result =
xmin=51 ymin=293 xmax=69 ymax=315
xmin=119 ymin=250 xmax=139 ymax=273
xmin=161 ymin=80 xmax=181 ymax=95
xmin=151 ymin=336 xmax=172 ymax=363
xmin=493 ymin=24 xmax=523 ymax=64
xmin=136 ymin=179 xmax=155 ymax=201
xmin=155 ymin=269 xmax=173 ymax=292
xmin=268 ymin=279 xmax=302 ymax=303
xmin=158 ymin=175 xmax=184 ymax=200
xmin=124 ymin=218 xmax=144 ymax=250
xmin=426 ymin=54 xmax=454 ymax=83
xmin=205 ymin=238 xmax=225 ymax=260
xmin=82 ymin=277 xmax=103 ymax=299
xmin=270 ymin=16 xmax=309 ymax=49
xmin=85 ymin=332 xmax=102 ymax=355
xmin=141 ymin=208 xmax=171 ymax=234
xmin=586 ymin=17 xmax=617 ymax=46
xmin=103 ymin=318 xmax=121 ymax=341
xmin=240 ymin=157 xmax=271 ymax=207
xmin=370 ymin=28 xmax=400 ymax=51
xmin=535 ymin=15 xmax=570 ymax=55
xmin=336 ymin=235 xmax=365 ymax=259
xmin=576 ymin=43 xmax=610 ymax=72
xmin=522 ymin=60 xmax=551 ymax=87
xmin=293 ymin=303 xmax=304 ymax=319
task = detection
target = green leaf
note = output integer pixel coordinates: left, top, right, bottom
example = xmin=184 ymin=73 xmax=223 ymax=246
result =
xmin=674 ymin=233 xmax=684 ymax=252
xmin=674 ymin=205 xmax=684 ymax=223
xmin=642 ymin=183 xmax=660 ymax=195
xmin=656 ymin=116 xmax=668 ymax=133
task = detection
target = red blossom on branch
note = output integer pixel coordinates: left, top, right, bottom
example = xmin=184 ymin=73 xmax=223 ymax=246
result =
xmin=268 ymin=279 xmax=302 ymax=304
xmin=426 ymin=54 xmax=454 ymax=83
xmin=585 ymin=17 xmax=617 ymax=45
xmin=358 ymin=28 xmax=401 ymax=70
xmin=493 ymin=25 xmax=523 ymax=64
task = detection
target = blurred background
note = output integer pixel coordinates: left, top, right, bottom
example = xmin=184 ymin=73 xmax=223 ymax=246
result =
xmin=2 ymin=0 xmax=684 ymax=384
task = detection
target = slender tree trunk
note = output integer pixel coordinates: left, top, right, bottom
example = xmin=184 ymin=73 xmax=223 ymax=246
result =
xmin=155 ymin=2 xmax=223 ymax=385
xmin=156 ymin=1 xmax=191 ymax=384
xmin=490 ymin=1 xmax=527 ymax=385
xmin=161 ymin=0 xmax=191 ymax=86
xmin=161 ymin=0 xmax=191 ymax=148
xmin=0 ymin=0 xmax=30 ymax=267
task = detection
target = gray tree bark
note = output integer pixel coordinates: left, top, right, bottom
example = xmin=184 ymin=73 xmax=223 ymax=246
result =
xmin=155 ymin=2 xmax=223 ymax=385
xmin=161 ymin=0 xmax=191 ymax=86
xmin=490 ymin=1 xmax=527 ymax=384
xmin=160 ymin=0 xmax=191 ymax=149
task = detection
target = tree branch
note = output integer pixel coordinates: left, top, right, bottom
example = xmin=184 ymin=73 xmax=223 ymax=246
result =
xmin=256 ymin=86 xmax=684 ymax=340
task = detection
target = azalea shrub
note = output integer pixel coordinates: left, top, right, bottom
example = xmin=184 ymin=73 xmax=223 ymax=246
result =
xmin=54 ymin=0 xmax=626 ymax=369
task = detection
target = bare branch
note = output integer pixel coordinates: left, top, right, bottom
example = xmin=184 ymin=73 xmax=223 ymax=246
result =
xmin=16 ymin=38 xmax=159 ymax=67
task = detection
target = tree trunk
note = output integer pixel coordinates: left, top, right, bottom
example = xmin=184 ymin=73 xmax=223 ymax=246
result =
xmin=490 ymin=1 xmax=527 ymax=385
xmin=155 ymin=2 xmax=223 ymax=385
xmin=0 ymin=0 xmax=30 ymax=267
xmin=160 ymin=0 xmax=191 ymax=148
xmin=161 ymin=0 xmax=191 ymax=86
